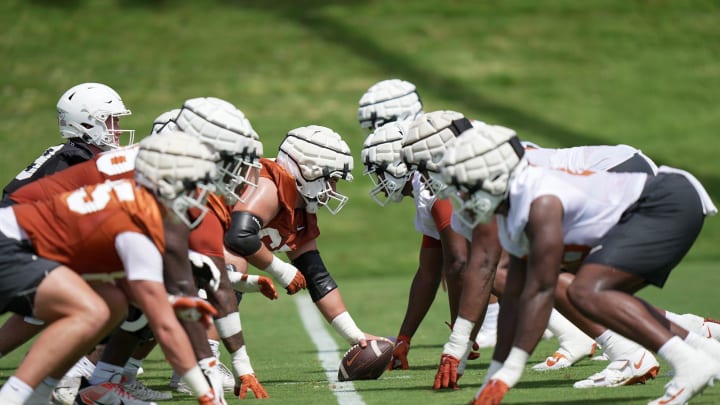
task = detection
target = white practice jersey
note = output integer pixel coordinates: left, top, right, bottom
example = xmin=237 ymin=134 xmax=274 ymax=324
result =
xmin=451 ymin=144 xmax=657 ymax=241
xmin=524 ymin=144 xmax=658 ymax=174
xmin=498 ymin=165 xmax=647 ymax=261
xmin=411 ymin=172 xmax=441 ymax=239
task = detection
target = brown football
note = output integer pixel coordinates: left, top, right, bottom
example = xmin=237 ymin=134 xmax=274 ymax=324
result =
xmin=337 ymin=339 xmax=394 ymax=381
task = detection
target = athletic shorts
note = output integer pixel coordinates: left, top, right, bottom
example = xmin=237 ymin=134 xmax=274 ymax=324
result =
xmin=607 ymin=153 xmax=656 ymax=175
xmin=583 ymin=173 xmax=704 ymax=287
xmin=0 ymin=231 xmax=60 ymax=316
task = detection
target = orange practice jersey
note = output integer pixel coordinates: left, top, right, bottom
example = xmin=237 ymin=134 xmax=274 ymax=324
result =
xmin=12 ymin=179 xmax=165 ymax=275
xmin=189 ymin=193 xmax=232 ymax=258
xmin=255 ymin=158 xmax=320 ymax=252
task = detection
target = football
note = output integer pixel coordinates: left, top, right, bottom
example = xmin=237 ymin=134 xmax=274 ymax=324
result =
xmin=337 ymin=339 xmax=394 ymax=381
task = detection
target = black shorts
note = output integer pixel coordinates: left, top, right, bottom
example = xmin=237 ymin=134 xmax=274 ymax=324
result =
xmin=0 ymin=232 xmax=60 ymax=316
xmin=583 ymin=173 xmax=704 ymax=287
xmin=607 ymin=153 xmax=656 ymax=175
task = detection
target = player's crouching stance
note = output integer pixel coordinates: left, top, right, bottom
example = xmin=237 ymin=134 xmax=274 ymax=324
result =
xmin=224 ymin=125 xmax=384 ymax=349
xmin=436 ymin=124 xmax=720 ymax=405
xmin=0 ymin=132 xmax=223 ymax=405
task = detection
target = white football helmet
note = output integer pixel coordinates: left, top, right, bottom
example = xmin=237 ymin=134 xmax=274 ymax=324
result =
xmin=134 ymin=131 xmax=219 ymax=229
xmin=360 ymin=121 xmax=412 ymax=206
xmin=57 ymin=82 xmax=134 ymax=150
xmin=358 ymin=79 xmax=423 ymax=131
xmin=174 ymin=97 xmax=263 ymax=205
xmin=400 ymin=110 xmax=473 ymax=196
xmin=150 ymin=109 xmax=181 ymax=136
xmin=277 ymin=125 xmax=354 ymax=215
xmin=439 ymin=124 xmax=527 ymax=227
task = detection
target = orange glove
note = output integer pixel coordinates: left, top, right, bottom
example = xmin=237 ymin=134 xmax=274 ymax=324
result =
xmin=197 ymin=389 xmax=223 ymax=405
xmin=388 ymin=335 xmax=411 ymax=370
xmin=472 ymin=379 xmax=509 ymax=405
xmin=169 ymin=295 xmax=218 ymax=328
xmin=234 ymin=373 xmax=269 ymax=399
xmin=285 ymin=271 xmax=306 ymax=295
xmin=240 ymin=274 xmax=278 ymax=300
xmin=433 ymin=354 xmax=460 ymax=390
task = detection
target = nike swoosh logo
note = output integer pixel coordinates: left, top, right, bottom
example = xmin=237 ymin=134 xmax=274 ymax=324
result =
xmin=346 ymin=350 xmax=362 ymax=367
xmin=658 ymin=387 xmax=685 ymax=405
xmin=633 ymin=351 xmax=646 ymax=369
xmin=707 ymin=326 xmax=713 ymax=339
xmin=296 ymin=226 xmax=305 ymax=231
xmin=546 ymin=352 xmax=565 ymax=367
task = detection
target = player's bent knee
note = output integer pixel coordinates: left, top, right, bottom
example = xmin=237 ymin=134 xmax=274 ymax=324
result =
xmin=292 ymin=250 xmax=337 ymax=302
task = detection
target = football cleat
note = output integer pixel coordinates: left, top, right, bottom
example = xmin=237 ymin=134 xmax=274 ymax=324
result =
xmin=52 ymin=376 xmax=81 ymax=405
xmin=123 ymin=379 xmax=172 ymax=401
xmin=648 ymin=360 xmax=720 ymax=405
xmin=74 ymin=382 xmax=158 ymax=405
xmin=475 ymin=327 xmax=497 ymax=349
xmin=573 ymin=349 xmax=660 ymax=388
xmin=217 ymin=361 xmax=236 ymax=392
xmin=703 ymin=317 xmax=720 ymax=341
xmin=533 ymin=343 xmax=597 ymax=371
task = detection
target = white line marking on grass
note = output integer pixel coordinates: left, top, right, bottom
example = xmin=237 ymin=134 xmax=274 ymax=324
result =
xmin=295 ymin=294 xmax=365 ymax=405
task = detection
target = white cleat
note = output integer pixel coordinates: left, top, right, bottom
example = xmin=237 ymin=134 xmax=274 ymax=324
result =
xmin=574 ymin=349 xmax=660 ymax=388
xmin=51 ymin=376 xmax=81 ymax=405
xmin=475 ymin=328 xmax=497 ymax=349
xmin=533 ymin=343 xmax=598 ymax=371
xmin=217 ymin=361 xmax=236 ymax=392
xmin=648 ymin=363 xmax=720 ymax=405
xmin=703 ymin=318 xmax=720 ymax=342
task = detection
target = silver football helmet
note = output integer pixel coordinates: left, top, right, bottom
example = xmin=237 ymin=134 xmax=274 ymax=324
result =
xmin=150 ymin=109 xmax=181 ymax=136
xmin=358 ymin=79 xmax=423 ymax=131
xmin=400 ymin=110 xmax=473 ymax=196
xmin=134 ymin=131 xmax=219 ymax=228
xmin=360 ymin=121 xmax=412 ymax=206
xmin=439 ymin=124 xmax=526 ymax=227
xmin=277 ymin=125 xmax=354 ymax=215
xmin=57 ymin=82 xmax=134 ymax=150
xmin=174 ymin=97 xmax=263 ymax=205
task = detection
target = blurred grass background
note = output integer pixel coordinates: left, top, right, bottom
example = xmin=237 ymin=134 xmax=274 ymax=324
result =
xmin=1 ymin=1 xmax=719 ymax=404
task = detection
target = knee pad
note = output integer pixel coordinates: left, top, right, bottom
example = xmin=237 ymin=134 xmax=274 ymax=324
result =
xmin=291 ymin=250 xmax=337 ymax=302
xmin=224 ymin=212 xmax=263 ymax=256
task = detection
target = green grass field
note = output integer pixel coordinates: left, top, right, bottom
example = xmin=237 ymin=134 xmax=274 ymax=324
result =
xmin=1 ymin=0 xmax=719 ymax=404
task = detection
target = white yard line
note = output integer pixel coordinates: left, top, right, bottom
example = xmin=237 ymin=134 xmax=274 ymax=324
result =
xmin=295 ymin=294 xmax=366 ymax=405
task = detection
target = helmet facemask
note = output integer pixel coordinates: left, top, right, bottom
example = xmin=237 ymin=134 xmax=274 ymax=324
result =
xmin=168 ymin=176 xmax=216 ymax=229
xmin=216 ymin=146 xmax=262 ymax=205
xmin=363 ymin=163 xmax=411 ymax=206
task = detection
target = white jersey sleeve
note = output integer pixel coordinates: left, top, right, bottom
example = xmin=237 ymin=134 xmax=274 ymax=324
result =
xmin=411 ymin=172 xmax=441 ymax=239
xmin=498 ymin=166 xmax=647 ymax=258
xmin=115 ymin=231 xmax=164 ymax=282
xmin=526 ymin=144 xmax=655 ymax=174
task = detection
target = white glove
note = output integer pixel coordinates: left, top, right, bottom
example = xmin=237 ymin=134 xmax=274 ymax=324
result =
xmin=189 ymin=250 xmax=222 ymax=292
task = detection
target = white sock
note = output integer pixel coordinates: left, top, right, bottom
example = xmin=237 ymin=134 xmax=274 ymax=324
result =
xmin=0 ymin=376 xmax=33 ymax=404
xmin=665 ymin=311 xmax=704 ymax=334
xmin=89 ymin=361 xmax=125 ymax=385
xmin=658 ymin=336 xmax=699 ymax=372
xmin=208 ymin=339 xmax=221 ymax=359
xmin=594 ymin=330 xmax=642 ymax=360
xmin=489 ymin=347 xmax=529 ymax=388
xmin=66 ymin=356 xmax=96 ymax=379
xmin=480 ymin=302 xmax=499 ymax=332
xmin=548 ymin=309 xmax=594 ymax=357
xmin=685 ymin=331 xmax=720 ymax=361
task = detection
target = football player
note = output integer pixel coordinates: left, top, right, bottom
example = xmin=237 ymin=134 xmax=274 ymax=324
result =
xmin=437 ymin=123 xmax=720 ymax=405
xmin=224 ymin=125 xmax=384 ymax=350
xmin=1 ymin=82 xmax=134 ymax=200
xmin=0 ymin=132 xmax=222 ymax=405
xmin=360 ymin=120 xmax=470 ymax=371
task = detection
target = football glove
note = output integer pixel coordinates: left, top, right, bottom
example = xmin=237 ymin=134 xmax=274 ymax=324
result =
xmin=433 ymin=354 xmax=461 ymax=390
xmin=263 ymin=256 xmax=306 ymax=295
xmin=169 ymin=295 xmax=218 ymax=328
xmin=189 ymin=250 xmax=222 ymax=292
xmin=235 ymin=374 xmax=269 ymax=399
xmin=227 ymin=270 xmax=278 ymax=301
xmin=388 ymin=335 xmax=411 ymax=370
xmin=197 ymin=389 xmax=224 ymax=405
